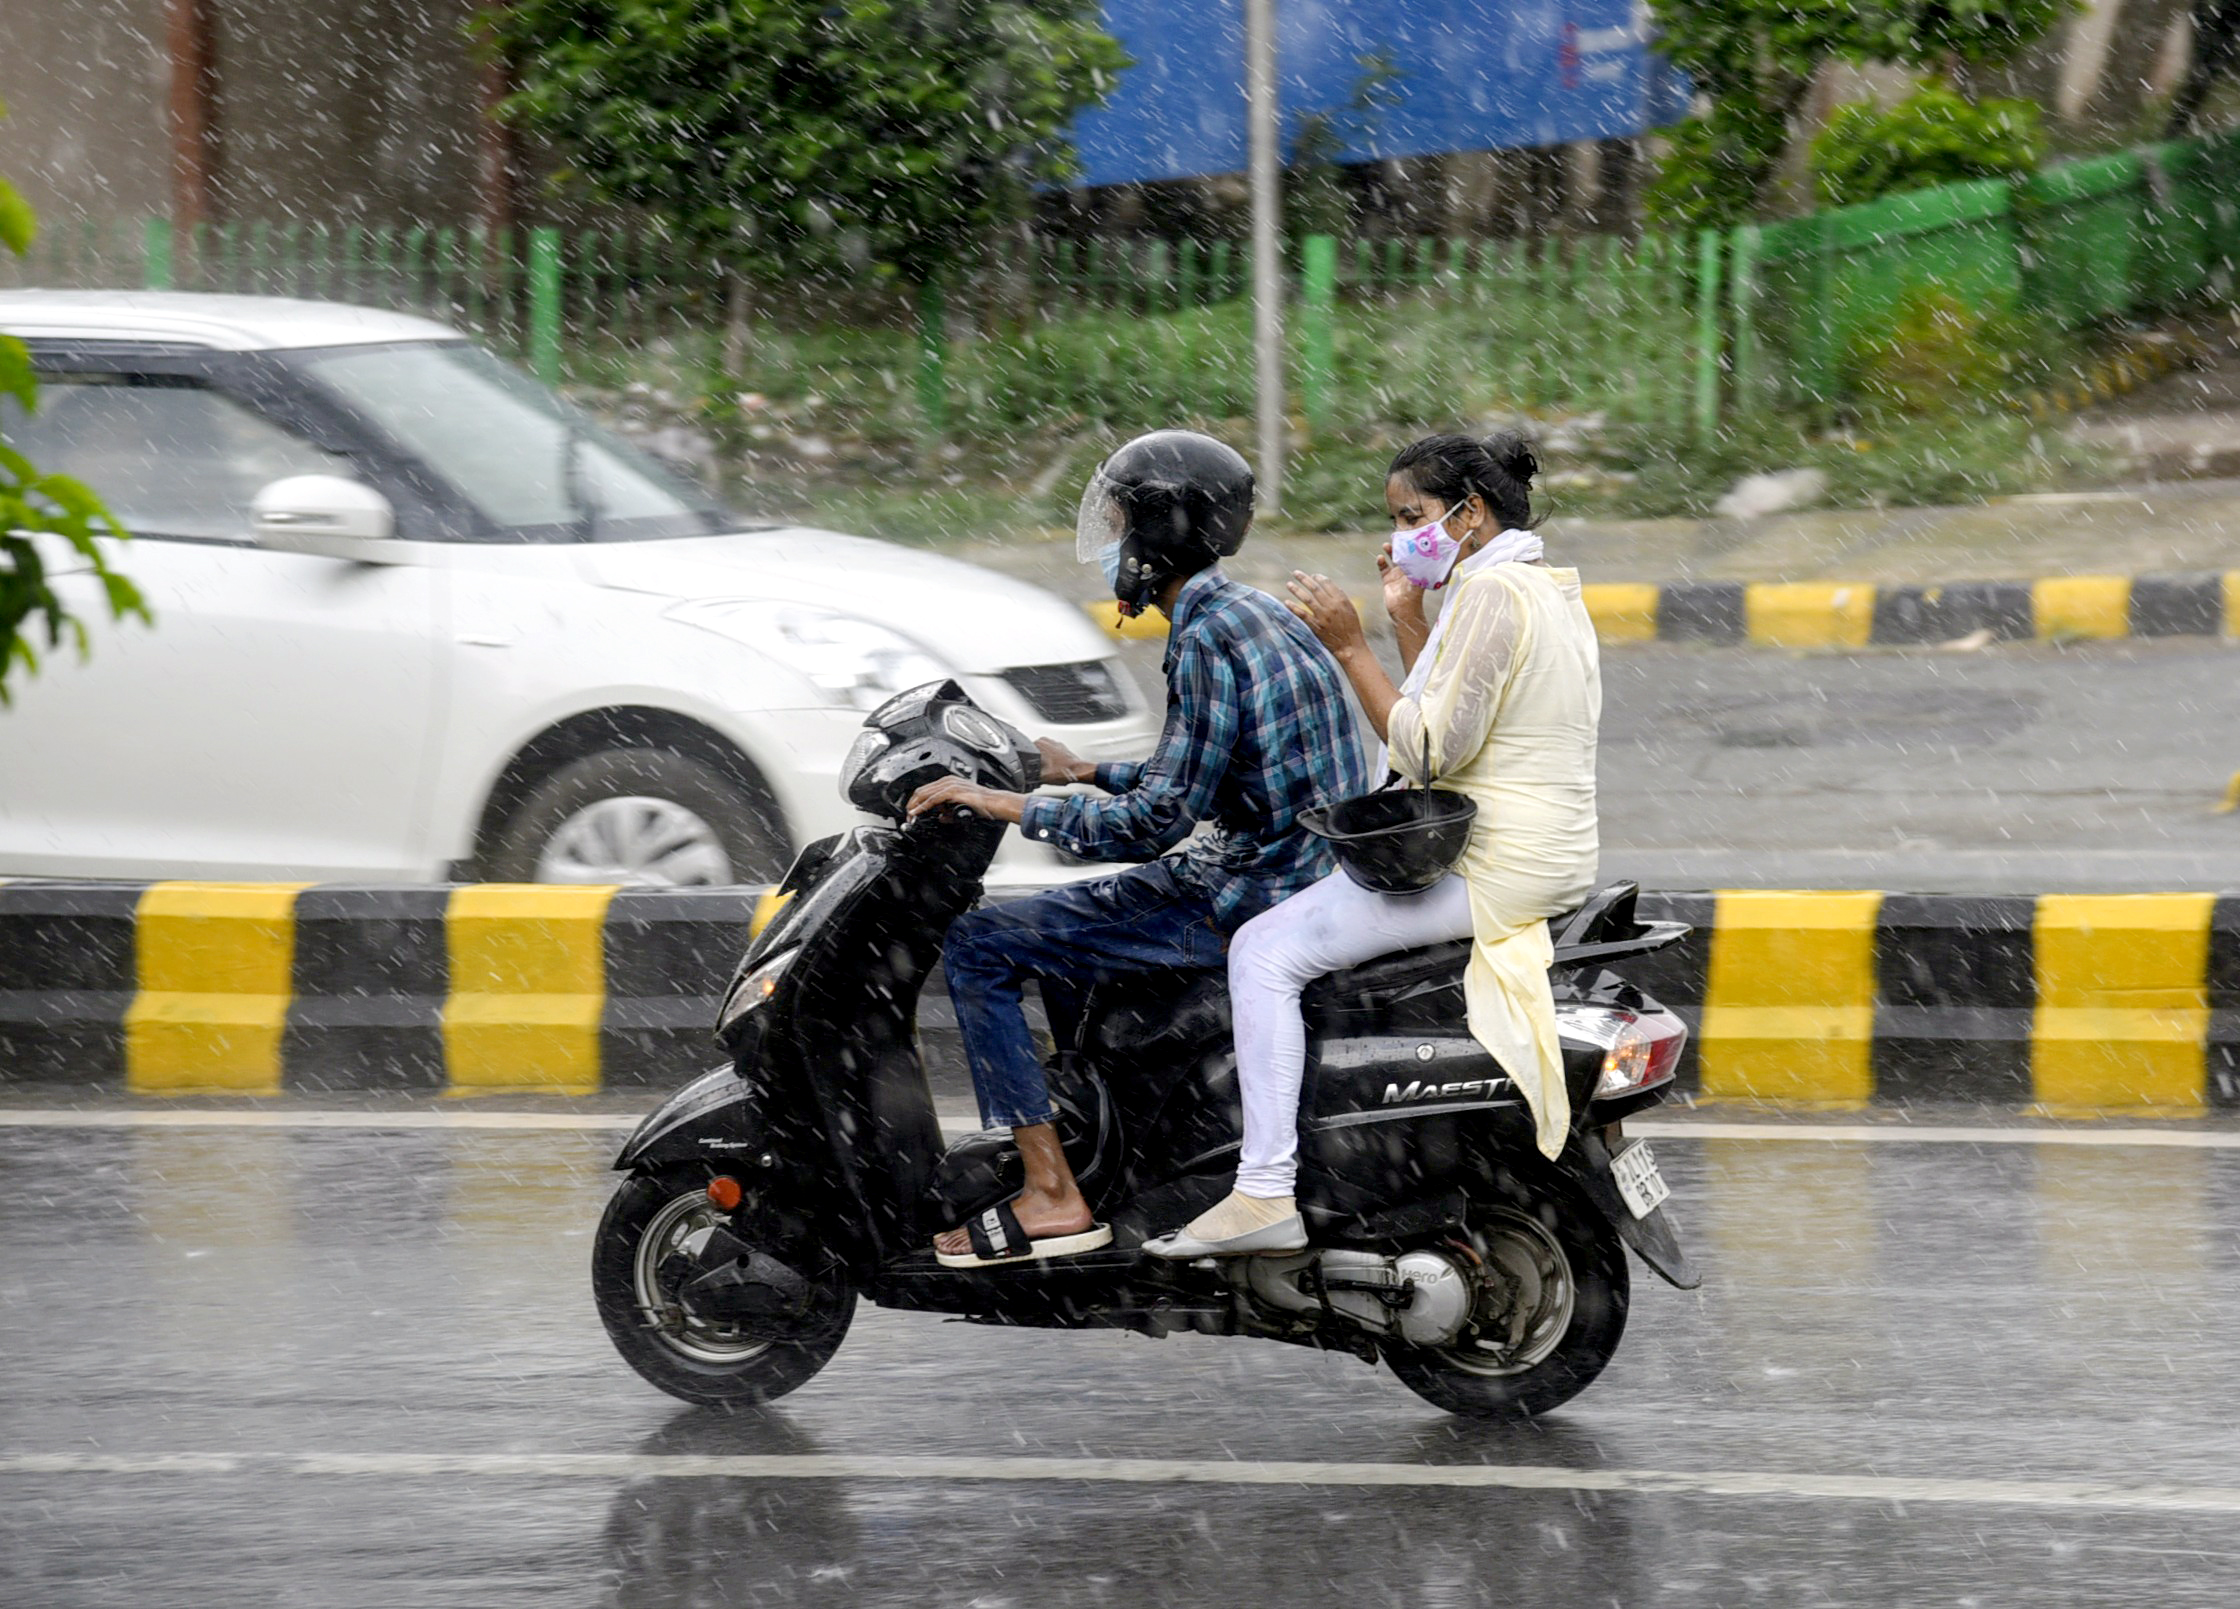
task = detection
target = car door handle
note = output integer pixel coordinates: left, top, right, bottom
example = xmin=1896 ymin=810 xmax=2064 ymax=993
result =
xmin=457 ymin=634 xmax=516 ymax=648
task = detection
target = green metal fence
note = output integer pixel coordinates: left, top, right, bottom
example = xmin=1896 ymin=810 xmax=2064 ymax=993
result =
xmin=8 ymin=124 xmax=2240 ymax=442
xmin=1747 ymin=125 xmax=2240 ymax=409
xmin=0 ymin=211 xmax=1718 ymax=440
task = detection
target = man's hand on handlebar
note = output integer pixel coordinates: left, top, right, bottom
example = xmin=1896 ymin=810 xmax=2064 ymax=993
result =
xmin=1034 ymin=737 xmax=1095 ymax=787
xmin=905 ymin=777 xmax=1028 ymax=825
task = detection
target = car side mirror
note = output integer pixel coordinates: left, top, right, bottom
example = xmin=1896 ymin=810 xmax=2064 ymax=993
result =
xmin=251 ymin=475 xmax=399 ymax=559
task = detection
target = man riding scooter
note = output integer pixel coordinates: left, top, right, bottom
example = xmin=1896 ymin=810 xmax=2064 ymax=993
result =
xmin=905 ymin=430 xmax=1371 ymax=1268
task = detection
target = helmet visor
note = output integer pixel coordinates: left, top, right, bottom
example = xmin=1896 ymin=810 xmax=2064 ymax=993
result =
xmin=1075 ymin=466 xmax=1129 ymax=566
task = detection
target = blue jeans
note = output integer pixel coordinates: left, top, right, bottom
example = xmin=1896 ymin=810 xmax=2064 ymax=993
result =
xmin=944 ymin=860 xmax=1227 ymax=1130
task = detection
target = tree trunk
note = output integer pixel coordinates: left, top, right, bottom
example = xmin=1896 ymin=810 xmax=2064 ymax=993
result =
xmin=2166 ymin=0 xmax=2240 ymax=134
xmin=722 ymin=266 xmax=753 ymax=381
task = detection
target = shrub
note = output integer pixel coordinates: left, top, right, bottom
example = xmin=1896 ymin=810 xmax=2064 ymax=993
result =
xmin=1810 ymin=84 xmax=2046 ymax=209
xmin=1841 ymin=287 xmax=2060 ymax=415
xmin=1645 ymin=102 xmax=1791 ymax=234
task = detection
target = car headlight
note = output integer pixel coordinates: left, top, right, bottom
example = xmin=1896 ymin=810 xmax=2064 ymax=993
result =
xmin=719 ymin=945 xmax=800 ymax=1031
xmin=666 ymin=599 xmax=952 ymax=711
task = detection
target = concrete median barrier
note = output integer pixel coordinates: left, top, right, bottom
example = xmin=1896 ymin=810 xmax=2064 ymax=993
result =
xmin=2 ymin=880 xmax=2235 ymax=1112
xmin=1580 ymin=572 xmax=2240 ymax=648
xmin=1084 ymin=572 xmax=2240 ymax=649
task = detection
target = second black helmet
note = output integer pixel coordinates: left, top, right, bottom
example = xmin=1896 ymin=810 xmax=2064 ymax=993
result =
xmin=1075 ymin=430 xmax=1255 ymax=614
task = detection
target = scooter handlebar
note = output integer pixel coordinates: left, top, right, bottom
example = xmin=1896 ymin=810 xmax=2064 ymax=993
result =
xmin=902 ymin=802 xmax=980 ymax=832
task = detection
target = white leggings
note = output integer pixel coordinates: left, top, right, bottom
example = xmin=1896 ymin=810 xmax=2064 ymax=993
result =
xmin=1228 ymin=869 xmax=1476 ymax=1196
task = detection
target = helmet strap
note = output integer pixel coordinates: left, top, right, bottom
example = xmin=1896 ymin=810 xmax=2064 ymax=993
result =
xmin=1112 ymin=535 xmax=1163 ymax=616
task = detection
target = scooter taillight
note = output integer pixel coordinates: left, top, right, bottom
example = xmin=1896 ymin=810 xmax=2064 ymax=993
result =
xmin=1595 ymin=1011 xmax=1687 ymax=1099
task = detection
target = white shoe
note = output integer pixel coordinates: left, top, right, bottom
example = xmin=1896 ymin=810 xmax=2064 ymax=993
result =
xmin=1142 ymin=1191 xmax=1308 ymax=1258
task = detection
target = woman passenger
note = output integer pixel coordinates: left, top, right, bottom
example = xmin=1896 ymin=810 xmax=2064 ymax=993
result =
xmin=1147 ymin=431 xmax=1602 ymax=1256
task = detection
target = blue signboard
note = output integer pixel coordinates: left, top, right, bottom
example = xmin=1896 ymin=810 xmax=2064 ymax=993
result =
xmin=1067 ymin=0 xmax=1685 ymax=190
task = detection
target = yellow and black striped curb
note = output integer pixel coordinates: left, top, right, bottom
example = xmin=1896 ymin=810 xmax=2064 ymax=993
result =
xmin=1627 ymin=890 xmax=2240 ymax=1113
xmin=3 ymin=882 xmax=2238 ymax=1113
xmin=1084 ymin=571 xmax=2240 ymax=649
xmin=0 ymin=882 xmax=786 ymax=1099
xmin=2019 ymin=329 xmax=2202 ymax=420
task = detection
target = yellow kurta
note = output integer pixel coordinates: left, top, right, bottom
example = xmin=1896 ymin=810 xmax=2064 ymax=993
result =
xmin=1386 ymin=560 xmax=1602 ymax=1159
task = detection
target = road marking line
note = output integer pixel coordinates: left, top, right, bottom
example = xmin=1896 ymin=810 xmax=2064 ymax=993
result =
xmin=1618 ymin=847 xmax=2240 ymax=861
xmin=0 ymin=1109 xmax=639 ymax=1132
xmin=1630 ymin=1119 xmax=2240 ymax=1150
xmin=0 ymin=1110 xmax=2234 ymax=1148
xmin=5 ymin=1450 xmax=2239 ymax=1513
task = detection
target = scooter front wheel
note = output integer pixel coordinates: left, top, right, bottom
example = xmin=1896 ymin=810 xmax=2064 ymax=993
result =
xmin=1383 ymin=1170 xmax=1629 ymax=1420
xmin=593 ymin=1169 xmax=855 ymax=1406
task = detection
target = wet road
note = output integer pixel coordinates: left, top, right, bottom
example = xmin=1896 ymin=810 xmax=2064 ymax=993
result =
xmin=5 ymin=1108 xmax=2240 ymax=1606
xmin=1114 ymin=636 xmax=2240 ymax=893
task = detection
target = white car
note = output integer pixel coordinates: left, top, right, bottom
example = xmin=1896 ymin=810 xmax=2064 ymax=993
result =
xmin=0 ymin=291 xmax=1154 ymax=885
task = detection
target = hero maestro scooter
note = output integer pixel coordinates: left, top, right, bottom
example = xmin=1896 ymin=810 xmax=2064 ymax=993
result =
xmin=594 ymin=681 xmax=1700 ymax=1419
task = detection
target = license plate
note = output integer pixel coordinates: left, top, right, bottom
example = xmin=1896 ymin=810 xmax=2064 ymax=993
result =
xmin=1611 ymin=1140 xmax=1670 ymax=1220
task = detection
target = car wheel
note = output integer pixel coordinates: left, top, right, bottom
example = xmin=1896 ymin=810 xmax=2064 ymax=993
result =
xmin=486 ymin=748 xmax=787 ymax=887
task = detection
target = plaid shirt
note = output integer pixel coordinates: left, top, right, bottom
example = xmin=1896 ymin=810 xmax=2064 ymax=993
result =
xmin=1018 ymin=567 xmax=1370 ymax=931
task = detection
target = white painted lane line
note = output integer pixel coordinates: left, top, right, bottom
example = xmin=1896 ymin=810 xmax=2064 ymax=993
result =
xmin=5 ymin=1451 xmax=2239 ymax=1513
xmin=0 ymin=1110 xmax=638 ymax=1132
xmin=1632 ymin=1120 xmax=2240 ymax=1150
xmin=3 ymin=1108 xmax=2234 ymax=1149
xmin=1623 ymin=845 xmax=2240 ymax=862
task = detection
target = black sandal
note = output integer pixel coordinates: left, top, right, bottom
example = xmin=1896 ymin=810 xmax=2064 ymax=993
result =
xmin=934 ymin=1197 xmax=1113 ymax=1268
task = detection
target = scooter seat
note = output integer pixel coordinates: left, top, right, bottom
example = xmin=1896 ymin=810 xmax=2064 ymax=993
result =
xmin=1082 ymin=885 xmax=1644 ymax=1046
xmin=1305 ymin=881 xmax=1646 ymax=1009
xmin=1304 ymin=939 xmax=1472 ymax=1009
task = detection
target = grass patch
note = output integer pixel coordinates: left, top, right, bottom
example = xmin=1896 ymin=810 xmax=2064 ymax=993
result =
xmin=572 ymin=289 xmax=2135 ymax=546
xmin=689 ymin=406 xmax=2121 ymax=549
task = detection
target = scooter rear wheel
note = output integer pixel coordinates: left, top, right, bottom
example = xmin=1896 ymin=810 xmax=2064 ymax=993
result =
xmin=593 ymin=1169 xmax=855 ymax=1406
xmin=1383 ymin=1168 xmax=1629 ymax=1419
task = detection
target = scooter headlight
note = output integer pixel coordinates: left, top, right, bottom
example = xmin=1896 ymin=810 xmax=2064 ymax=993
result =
xmin=719 ymin=945 xmax=800 ymax=1032
xmin=840 ymin=729 xmax=891 ymax=801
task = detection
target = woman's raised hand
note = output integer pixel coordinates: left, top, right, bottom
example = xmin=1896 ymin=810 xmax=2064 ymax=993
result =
xmin=1285 ymin=571 xmax=1368 ymax=659
xmin=1378 ymin=543 xmax=1424 ymax=621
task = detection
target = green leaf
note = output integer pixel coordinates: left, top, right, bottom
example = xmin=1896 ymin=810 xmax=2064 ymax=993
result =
xmin=0 ymin=178 xmax=35 ymax=258
xmin=0 ymin=333 xmax=35 ymax=412
xmin=0 ymin=212 xmax=142 ymax=699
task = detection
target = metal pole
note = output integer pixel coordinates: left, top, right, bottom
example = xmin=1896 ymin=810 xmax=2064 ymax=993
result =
xmin=528 ymin=226 xmax=563 ymax=387
xmin=1245 ymin=0 xmax=1284 ymax=514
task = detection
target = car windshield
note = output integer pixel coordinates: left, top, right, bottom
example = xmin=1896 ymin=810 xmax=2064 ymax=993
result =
xmin=292 ymin=340 xmax=734 ymax=543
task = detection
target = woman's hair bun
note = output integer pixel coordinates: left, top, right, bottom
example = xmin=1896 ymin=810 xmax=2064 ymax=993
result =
xmin=1480 ymin=428 xmax=1537 ymax=490
xmin=1387 ymin=428 xmax=1540 ymax=529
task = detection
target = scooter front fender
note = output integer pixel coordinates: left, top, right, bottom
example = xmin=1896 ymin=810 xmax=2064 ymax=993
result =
xmin=1560 ymin=1126 xmax=1702 ymax=1291
xmin=615 ymin=1066 xmax=769 ymax=1172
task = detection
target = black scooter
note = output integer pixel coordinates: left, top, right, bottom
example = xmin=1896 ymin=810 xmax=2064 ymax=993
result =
xmin=595 ymin=681 xmax=1701 ymax=1419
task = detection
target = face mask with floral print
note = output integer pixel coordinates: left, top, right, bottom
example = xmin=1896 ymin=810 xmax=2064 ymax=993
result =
xmin=1389 ymin=502 xmax=1474 ymax=588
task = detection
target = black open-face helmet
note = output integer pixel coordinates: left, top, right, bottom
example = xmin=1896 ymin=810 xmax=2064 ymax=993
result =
xmin=1076 ymin=430 xmax=1254 ymax=616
